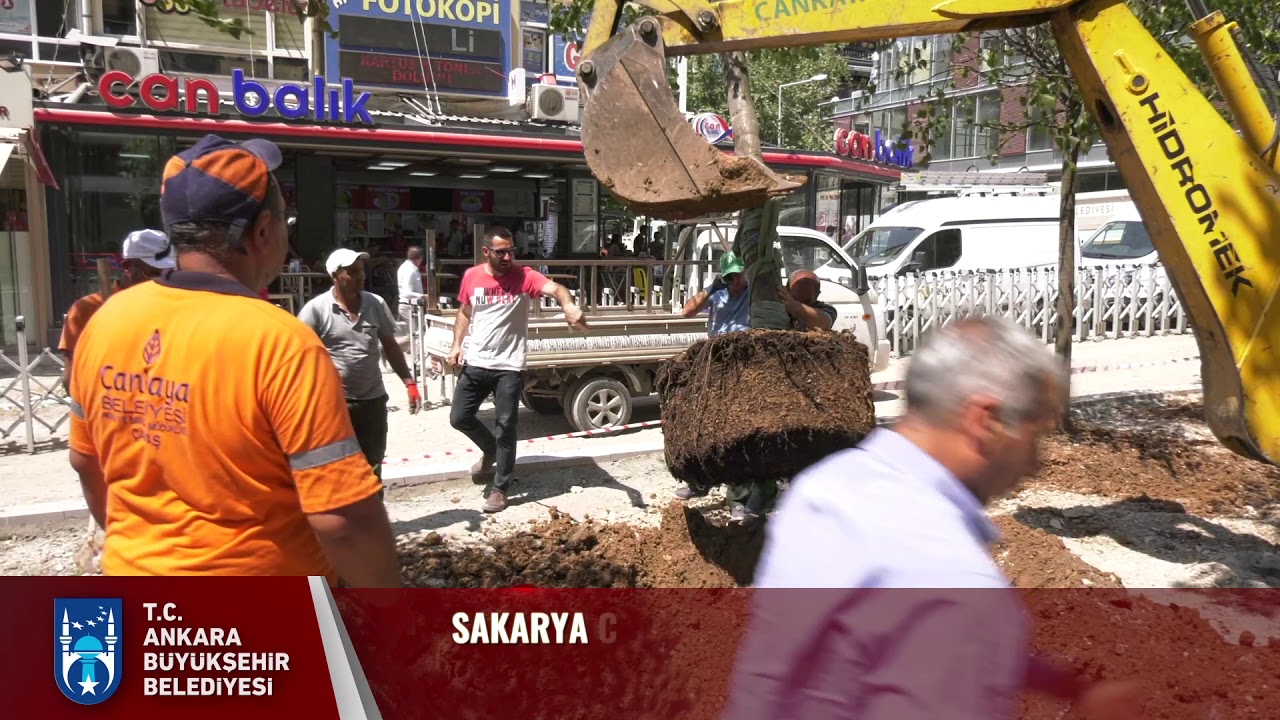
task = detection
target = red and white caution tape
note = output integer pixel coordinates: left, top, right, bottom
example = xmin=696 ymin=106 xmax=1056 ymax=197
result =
xmin=382 ymin=355 xmax=1200 ymax=467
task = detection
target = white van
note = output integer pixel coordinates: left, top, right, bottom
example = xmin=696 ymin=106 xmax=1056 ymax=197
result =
xmin=683 ymin=223 xmax=892 ymax=372
xmin=837 ymin=195 xmax=1062 ymax=279
xmin=1076 ymin=202 xmax=1166 ymax=316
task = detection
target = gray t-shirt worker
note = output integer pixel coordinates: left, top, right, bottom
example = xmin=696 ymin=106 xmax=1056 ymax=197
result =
xmin=299 ymin=248 xmax=421 ymax=482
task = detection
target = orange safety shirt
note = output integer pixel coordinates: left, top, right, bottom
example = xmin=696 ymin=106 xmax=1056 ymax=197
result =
xmin=58 ymin=281 xmax=124 ymax=354
xmin=67 ymin=271 xmax=382 ymax=582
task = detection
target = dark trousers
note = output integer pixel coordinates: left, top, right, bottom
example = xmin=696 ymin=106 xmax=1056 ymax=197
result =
xmin=347 ymin=395 xmax=389 ymax=482
xmin=450 ymin=366 xmax=524 ymax=492
xmin=726 ymin=479 xmax=779 ymax=510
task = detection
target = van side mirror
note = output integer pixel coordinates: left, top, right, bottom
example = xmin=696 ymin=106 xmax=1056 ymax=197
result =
xmin=853 ymin=265 xmax=869 ymax=295
xmin=912 ymin=250 xmax=928 ymax=266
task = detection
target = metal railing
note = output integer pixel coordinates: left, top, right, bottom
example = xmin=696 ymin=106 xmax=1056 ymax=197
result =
xmin=0 ymin=316 xmax=71 ymax=453
xmin=876 ymin=264 xmax=1189 ymax=357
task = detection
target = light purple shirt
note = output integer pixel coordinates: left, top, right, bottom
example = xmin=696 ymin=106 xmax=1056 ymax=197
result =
xmin=723 ymin=428 xmax=1033 ymax=720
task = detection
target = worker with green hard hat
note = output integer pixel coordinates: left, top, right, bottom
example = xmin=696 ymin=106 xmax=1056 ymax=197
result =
xmin=681 ymin=250 xmax=751 ymax=337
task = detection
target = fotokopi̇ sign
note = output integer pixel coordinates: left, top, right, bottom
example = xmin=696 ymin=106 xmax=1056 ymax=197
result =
xmin=324 ymin=0 xmax=513 ymax=97
xmin=97 ymin=69 xmax=375 ymax=124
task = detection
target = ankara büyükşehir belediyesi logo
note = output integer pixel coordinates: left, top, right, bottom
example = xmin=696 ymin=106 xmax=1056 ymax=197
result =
xmin=54 ymin=598 xmax=123 ymax=705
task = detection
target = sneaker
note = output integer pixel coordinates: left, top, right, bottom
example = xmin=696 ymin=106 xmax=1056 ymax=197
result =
xmin=674 ymin=484 xmax=710 ymax=500
xmin=482 ymin=490 xmax=507 ymax=513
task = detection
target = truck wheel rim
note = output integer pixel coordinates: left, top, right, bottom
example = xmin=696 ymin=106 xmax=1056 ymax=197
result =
xmin=587 ymin=389 xmax=624 ymax=427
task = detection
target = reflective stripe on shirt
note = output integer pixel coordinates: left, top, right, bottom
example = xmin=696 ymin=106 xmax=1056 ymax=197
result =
xmin=289 ymin=437 xmax=362 ymax=471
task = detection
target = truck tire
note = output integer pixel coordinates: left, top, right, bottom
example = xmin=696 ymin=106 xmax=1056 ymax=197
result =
xmin=521 ymin=389 xmax=562 ymax=415
xmin=565 ymin=376 xmax=633 ymax=433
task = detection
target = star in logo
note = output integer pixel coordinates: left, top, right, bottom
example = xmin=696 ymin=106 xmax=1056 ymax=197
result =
xmin=71 ymin=621 xmax=82 ymax=629
xmin=78 ymin=680 xmax=99 ymax=695
xmin=86 ymin=620 xmax=96 ymax=627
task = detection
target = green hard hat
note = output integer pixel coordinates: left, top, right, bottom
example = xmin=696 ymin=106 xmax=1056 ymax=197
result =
xmin=719 ymin=251 xmax=745 ymax=276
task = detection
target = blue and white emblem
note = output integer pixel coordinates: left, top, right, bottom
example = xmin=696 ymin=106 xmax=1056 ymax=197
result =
xmin=54 ymin=598 xmax=123 ymax=704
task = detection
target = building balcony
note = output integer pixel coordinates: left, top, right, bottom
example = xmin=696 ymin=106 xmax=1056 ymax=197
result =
xmin=840 ymin=42 xmax=876 ymax=75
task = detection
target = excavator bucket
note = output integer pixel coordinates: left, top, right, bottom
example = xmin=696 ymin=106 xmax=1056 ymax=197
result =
xmin=577 ymin=19 xmax=805 ymax=220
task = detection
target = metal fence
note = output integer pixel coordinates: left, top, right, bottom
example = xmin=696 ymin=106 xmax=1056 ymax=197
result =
xmin=874 ymin=264 xmax=1188 ymax=357
xmin=0 ymin=316 xmax=71 ymax=453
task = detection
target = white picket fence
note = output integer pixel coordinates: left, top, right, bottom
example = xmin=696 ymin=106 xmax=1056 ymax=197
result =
xmin=875 ymin=264 xmax=1188 ymax=357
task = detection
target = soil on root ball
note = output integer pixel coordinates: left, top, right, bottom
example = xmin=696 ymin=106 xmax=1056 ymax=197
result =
xmin=655 ymin=329 xmax=875 ymax=488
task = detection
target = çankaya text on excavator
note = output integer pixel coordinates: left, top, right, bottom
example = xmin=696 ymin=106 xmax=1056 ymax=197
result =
xmin=573 ymin=0 xmax=1280 ymax=465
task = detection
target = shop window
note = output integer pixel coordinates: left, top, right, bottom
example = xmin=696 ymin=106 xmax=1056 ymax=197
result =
xmin=142 ymin=3 xmax=306 ymax=79
xmin=63 ymin=132 xmax=176 ymax=299
xmin=100 ymin=0 xmax=138 ymax=37
xmin=0 ymin=0 xmax=80 ymax=64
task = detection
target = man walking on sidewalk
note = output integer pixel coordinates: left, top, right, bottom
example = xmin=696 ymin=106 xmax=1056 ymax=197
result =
xmin=447 ymin=226 xmax=586 ymax=513
xmin=300 ymin=248 xmax=422 ymax=483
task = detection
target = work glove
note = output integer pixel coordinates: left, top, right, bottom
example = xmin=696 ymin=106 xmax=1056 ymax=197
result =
xmin=708 ymin=274 xmax=727 ymax=295
xmin=406 ymin=381 xmax=422 ymax=415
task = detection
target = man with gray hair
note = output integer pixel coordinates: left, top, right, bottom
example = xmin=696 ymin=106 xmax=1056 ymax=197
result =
xmin=724 ymin=316 xmax=1141 ymax=720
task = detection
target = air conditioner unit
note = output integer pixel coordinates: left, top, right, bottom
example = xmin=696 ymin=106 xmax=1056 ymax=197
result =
xmin=104 ymin=47 xmax=160 ymax=77
xmin=527 ymin=84 xmax=579 ymax=123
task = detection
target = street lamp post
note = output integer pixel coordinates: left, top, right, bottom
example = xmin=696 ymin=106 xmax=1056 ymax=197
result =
xmin=776 ymin=73 xmax=828 ymax=146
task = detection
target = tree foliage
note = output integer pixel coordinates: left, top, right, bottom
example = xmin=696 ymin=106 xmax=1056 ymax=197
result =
xmin=684 ymin=48 xmax=849 ymax=151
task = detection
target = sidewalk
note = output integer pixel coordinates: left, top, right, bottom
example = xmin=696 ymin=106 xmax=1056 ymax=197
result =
xmin=0 ymin=333 xmax=1202 ymax=525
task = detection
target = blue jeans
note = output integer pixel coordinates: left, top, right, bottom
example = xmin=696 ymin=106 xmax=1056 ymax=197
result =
xmin=449 ymin=366 xmax=524 ymax=492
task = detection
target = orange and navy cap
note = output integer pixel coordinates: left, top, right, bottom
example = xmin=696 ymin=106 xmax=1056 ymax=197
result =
xmin=160 ymin=134 xmax=283 ymax=244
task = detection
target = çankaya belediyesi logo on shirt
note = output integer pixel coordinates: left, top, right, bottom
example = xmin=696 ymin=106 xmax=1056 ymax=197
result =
xmin=471 ymin=286 xmax=525 ymax=306
xmin=55 ymin=598 xmax=124 ymax=705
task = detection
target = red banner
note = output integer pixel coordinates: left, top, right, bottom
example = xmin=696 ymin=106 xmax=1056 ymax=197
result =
xmin=6 ymin=583 xmax=1280 ymax=719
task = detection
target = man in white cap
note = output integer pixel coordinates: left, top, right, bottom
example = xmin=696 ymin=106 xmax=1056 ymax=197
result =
xmin=60 ymin=228 xmax=174 ymax=575
xmin=60 ymin=229 xmax=175 ymax=387
xmin=299 ymin=248 xmax=421 ymax=483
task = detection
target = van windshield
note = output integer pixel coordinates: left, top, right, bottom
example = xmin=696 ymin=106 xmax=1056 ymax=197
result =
xmin=1081 ymin=220 xmax=1153 ymax=260
xmin=844 ymin=226 xmax=923 ymax=266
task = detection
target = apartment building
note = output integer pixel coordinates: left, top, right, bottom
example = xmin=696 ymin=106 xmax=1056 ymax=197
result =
xmin=827 ymin=33 xmax=1127 ymax=195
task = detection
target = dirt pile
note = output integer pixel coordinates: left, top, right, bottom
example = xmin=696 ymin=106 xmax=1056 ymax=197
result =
xmin=403 ymin=503 xmax=1090 ymax=590
xmin=400 ymin=504 xmax=764 ymax=588
xmin=1038 ymin=397 xmax=1280 ymax=516
xmin=992 ymin=516 xmax=1122 ymax=588
xmin=1020 ymin=591 xmax=1280 ymax=720
xmin=655 ymin=329 xmax=875 ymax=488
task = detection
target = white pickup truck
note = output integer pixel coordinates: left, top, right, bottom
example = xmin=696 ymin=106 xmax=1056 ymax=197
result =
xmin=415 ymin=224 xmax=890 ymax=432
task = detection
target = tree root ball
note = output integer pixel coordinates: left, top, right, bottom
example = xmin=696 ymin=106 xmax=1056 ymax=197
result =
xmin=655 ymin=329 xmax=876 ymax=487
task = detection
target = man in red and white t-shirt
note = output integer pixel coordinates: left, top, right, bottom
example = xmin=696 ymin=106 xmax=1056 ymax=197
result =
xmin=448 ymin=226 xmax=586 ymax=513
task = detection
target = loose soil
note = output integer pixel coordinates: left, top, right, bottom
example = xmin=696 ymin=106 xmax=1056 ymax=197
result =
xmin=656 ymin=329 xmax=876 ymax=488
xmin=1035 ymin=396 xmax=1280 ymax=518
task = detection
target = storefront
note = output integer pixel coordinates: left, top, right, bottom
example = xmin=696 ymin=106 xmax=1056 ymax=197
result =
xmin=30 ymin=74 xmax=903 ymax=343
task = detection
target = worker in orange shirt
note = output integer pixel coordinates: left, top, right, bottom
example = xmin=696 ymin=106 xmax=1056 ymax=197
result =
xmin=59 ymin=229 xmax=174 ymax=387
xmin=65 ymin=133 xmax=401 ymax=586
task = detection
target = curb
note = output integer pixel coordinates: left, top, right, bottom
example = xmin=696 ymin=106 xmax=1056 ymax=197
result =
xmin=0 ymin=386 xmax=1206 ymax=530
xmin=382 ymin=440 xmax=665 ymax=491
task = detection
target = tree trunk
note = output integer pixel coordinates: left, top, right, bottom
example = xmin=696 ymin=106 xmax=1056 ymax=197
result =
xmin=723 ymin=52 xmax=763 ymax=162
xmin=722 ymin=51 xmax=784 ymax=326
xmin=1054 ymin=137 xmax=1083 ymax=431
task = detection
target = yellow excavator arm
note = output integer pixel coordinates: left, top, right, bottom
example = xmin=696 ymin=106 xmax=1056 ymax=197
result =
xmin=576 ymin=0 xmax=1280 ymax=466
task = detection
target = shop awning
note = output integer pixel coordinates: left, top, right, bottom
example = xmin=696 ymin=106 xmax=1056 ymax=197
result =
xmin=0 ymin=128 xmax=60 ymax=189
xmin=0 ymin=141 xmax=14 ymax=176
